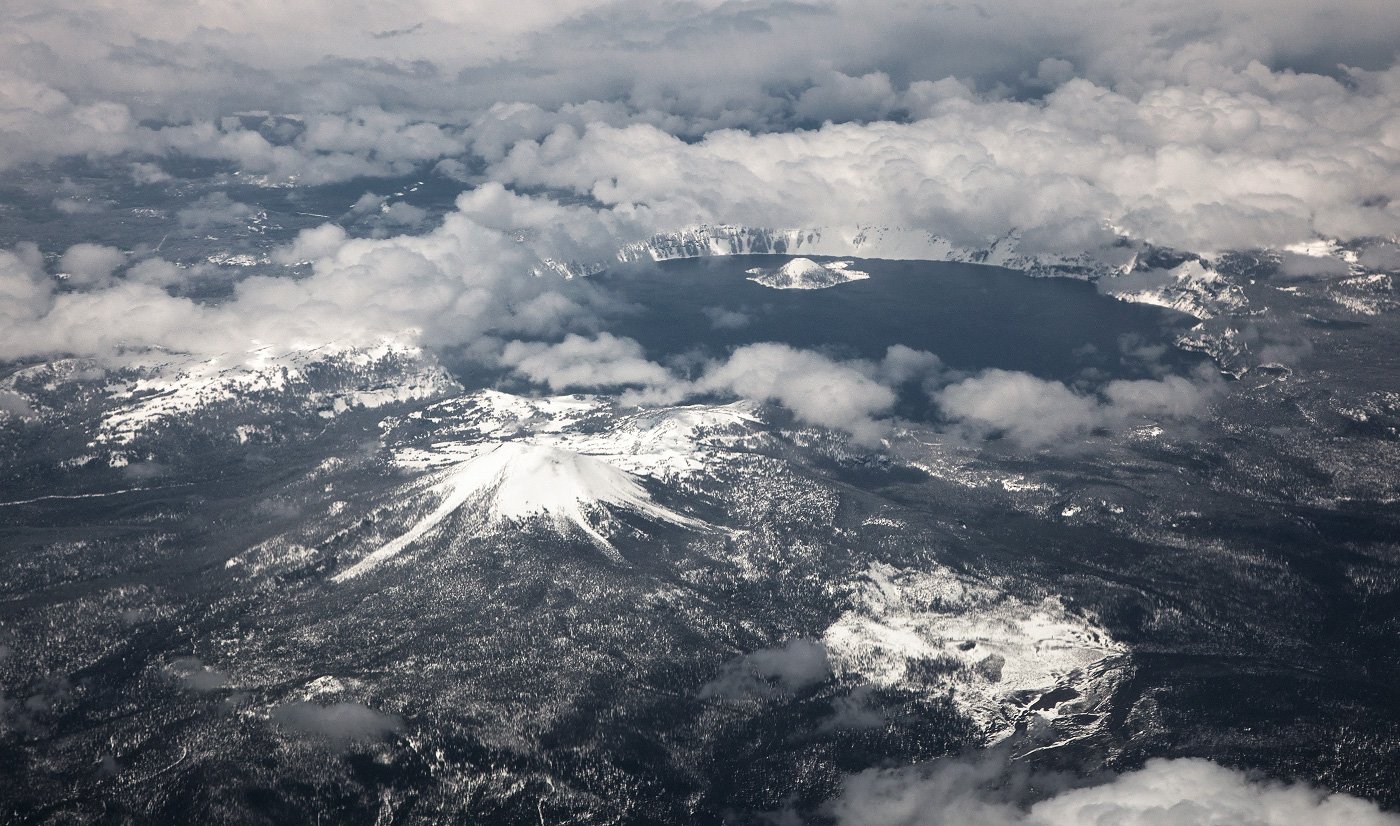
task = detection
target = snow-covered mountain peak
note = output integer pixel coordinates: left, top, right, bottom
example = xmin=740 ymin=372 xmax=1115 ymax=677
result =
xmin=334 ymin=439 xmax=702 ymax=580
xmin=451 ymin=441 xmax=692 ymax=527
xmin=334 ymin=392 xmax=764 ymax=580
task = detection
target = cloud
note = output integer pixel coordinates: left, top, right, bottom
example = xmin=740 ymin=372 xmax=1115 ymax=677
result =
xmin=822 ymin=754 xmax=1400 ymax=826
xmin=496 ymin=337 xmax=1213 ymax=452
xmin=0 ymin=187 xmax=622 ymax=362
xmin=934 ymin=368 xmax=1221 ymax=448
xmin=692 ymin=343 xmax=898 ymax=445
xmin=0 ymin=0 xmax=1394 ymax=244
xmin=501 ymin=332 xmax=672 ymax=391
xmin=57 ymin=243 xmax=125 ymax=287
xmin=702 ymin=306 xmax=751 ymax=329
xmin=876 ymin=344 xmax=947 ymax=388
xmin=1275 ymin=252 xmax=1353 ymax=279
xmin=936 ymin=370 xmax=1103 ymax=447
xmin=166 ymin=657 xmax=230 ymax=691
xmin=1358 ymin=243 xmax=1400 ymax=272
xmin=177 ymin=193 xmax=258 ymax=229
xmin=0 ymin=0 xmax=1390 ymax=424
xmin=490 ymin=60 xmax=1400 ymax=254
xmin=699 ymin=639 xmax=831 ymax=700
xmin=821 ymin=685 xmax=887 ymax=732
xmin=270 ymin=700 xmax=402 ymax=746
xmin=501 ymin=338 xmax=931 ymax=444
xmin=794 ymin=70 xmax=901 ymax=124
xmin=0 ymin=389 xmax=33 ymax=418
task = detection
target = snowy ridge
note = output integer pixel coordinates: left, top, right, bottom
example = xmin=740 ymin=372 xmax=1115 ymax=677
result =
xmin=95 ymin=341 xmax=458 ymax=446
xmin=615 ymin=224 xmax=1263 ymax=321
xmin=617 ymin=225 xmax=1138 ymax=280
xmin=746 ymin=258 xmax=869 ymax=290
xmin=386 ymin=390 xmax=763 ymax=482
xmin=1098 ymin=260 xmax=1249 ymax=320
xmin=823 ymin=562 xmax=1126 ymax=739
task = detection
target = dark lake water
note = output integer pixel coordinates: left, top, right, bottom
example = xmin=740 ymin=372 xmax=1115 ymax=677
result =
xmin=595 ymin=255 xmax=1208 ymax=383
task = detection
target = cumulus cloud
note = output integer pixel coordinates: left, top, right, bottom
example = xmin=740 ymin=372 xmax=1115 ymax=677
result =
xmin=702 ymin=306 xmax=751 ymax=329
xmin=500 ymin=336 xmax=1213 ymax=449
xmin=270 ymin=700 xmax=402 ymax=746
xmin=499 ymin=338 xmax=930 ymax=444
xmin=0 ymin=0 xmax=1393 ymax=250
xmin=935 ymin=368 xmax=1221 ymax=448
xmin=0 ymin=389 xmax=34 ymax=418
xmin=57 ymin=244 xmax=125 ymax=287
xmin=501 ymin=332 xmax=672 ymax=391
xmin=177 ymin=193 xmax=258 ymax=229
xmin=490 ymin=63 xmax=1400 ymax=254
xmin=1275 ymin=252 xmax=1354 ymax=280
xmin=692 ymin=344 xmax=899 ymax=445
xmin=1358 ymin=243 xmax=1400 ymax=272
xmin=0 ymin=187 xmax=622 ymax=362
xmin=823 ymin=755 xmax=1400 ymax=826
xmin=0 ymin=0 xmax=1388 ymax=437
xmin=699 ymin=639 xmax=831 ymax=700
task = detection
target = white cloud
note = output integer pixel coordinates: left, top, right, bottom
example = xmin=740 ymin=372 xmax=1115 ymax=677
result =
xmin=500 ymin=338 xmax=1213 ymax=450
xmin=824 ymin=755 xmax=1400 ymax=826
xmin=502 ymin=339 xmax=934 ymax=444
xmin=693 ymin=344 xmax=899 ymax=445
xmin=0 ymin=188 xmax=614 ymax=362
xmin=490 ymin=61 xmax=1400 ymax=254
xmin=0 ymin=0 xmax=1394 ymax=226
xmin=176 ymin=193 xmax=257 ymax=229
xmin=699 ymin=639 xmax=831 ymax=700
xmin=501 ymin=332 xmax=672 ymax=391
xmin=1275 ymin=252 xmax=1353 ymax=279
xmin=702 ymin=306 xmax=751 ymax=329
xmin=935 ymin=368 xmax=1220 ymax=448
xmin=57 ymin=243 xmax=125 ymax=287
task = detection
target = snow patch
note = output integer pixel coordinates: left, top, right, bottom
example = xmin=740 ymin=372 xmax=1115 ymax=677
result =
xmin=823 ymin=562 xmax=1125 ymax=738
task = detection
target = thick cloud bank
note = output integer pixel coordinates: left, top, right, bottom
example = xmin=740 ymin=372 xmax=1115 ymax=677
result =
xmin=0 ymin=186 xmax=624 ymax=361
xmin=0 ymin=0 xmax=1396 ymax=252
xmin=490 ymin=70 xmax=1399 ymax=253
xmin=825 ymin=755 xmax=1400 ymax=826
xmin=0 ymin=1 xmax=1388 ymax=440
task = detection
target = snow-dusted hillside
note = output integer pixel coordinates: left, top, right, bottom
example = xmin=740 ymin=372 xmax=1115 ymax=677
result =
xmin=0 ymin=341 xmax=460 ymax=471
xmin=95 ymin=342 xmax=458 ymax=447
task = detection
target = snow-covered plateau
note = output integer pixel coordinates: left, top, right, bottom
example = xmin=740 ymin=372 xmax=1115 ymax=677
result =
xmin=824 ymin=562 xmax=1127 ymax=739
